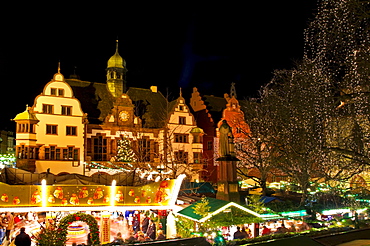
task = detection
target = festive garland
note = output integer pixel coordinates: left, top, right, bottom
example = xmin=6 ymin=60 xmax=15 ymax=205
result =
xmin=59 ymin=212 xmax=100 ymax=245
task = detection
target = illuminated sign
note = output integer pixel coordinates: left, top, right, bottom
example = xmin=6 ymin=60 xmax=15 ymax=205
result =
xmin=0 ymin=179 xmax=178 ymax=208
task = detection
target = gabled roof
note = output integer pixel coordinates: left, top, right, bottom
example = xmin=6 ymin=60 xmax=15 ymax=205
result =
xmin=66 ymin=79 xmax=114 ymax=124
xmin=127 ymin=87 xmax=168 ymax=128
xmin=203 ymin=95 xmax=227 ymax=112
xmin=65 ymin=79 xmax=170 ymax=128
xmin=167 ymin=99 xmax=178 ymax=115
xmin=260 ymin=196 xmax=282 ymax=204
xmin=175 ymin=197 xmax=262 ymax=222
xmin=202 ymin=95 xmax=227 ymax=125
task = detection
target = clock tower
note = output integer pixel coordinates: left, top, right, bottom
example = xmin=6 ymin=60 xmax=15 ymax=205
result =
xmin=106 ymin=93 xmax=135 ymax=127
xmin=107 ymin=40 xmax=127 ymax=97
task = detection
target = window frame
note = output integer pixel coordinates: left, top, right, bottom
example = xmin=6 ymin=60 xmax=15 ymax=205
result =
xmin=174 ymin=133 xmax=188 ymax=143
xmin=179 ymin=116 xmax=186 ymax=125
xmin=46 ymin=124 xmax=58 ymax=135
xmin=66 ymin=126 xmax=77 ymax=136
xmin=50 ymin=88 xmax=57 ymax=95
xmin=43 ymin=104 xmax=54 ymax=114
xmin=61 ymin=105 xmax=72 ymax=116
xmin=58 ymin=89 xmax=65 ymax=96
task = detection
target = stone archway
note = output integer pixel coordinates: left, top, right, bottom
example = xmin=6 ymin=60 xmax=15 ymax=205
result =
xmin=59 ymin=213 xmax=100 ymax=245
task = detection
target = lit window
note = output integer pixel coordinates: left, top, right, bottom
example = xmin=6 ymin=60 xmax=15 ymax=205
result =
xmin=66 ymin=126 xmax=77 ymax=136
xmin=73 ymin=148 xmax=79 ymax=160
xmin=61 ymin=106 xmax=72 ymax=116
xmin=193 ymin=135 xmax=202 ymax=143
xmin=193 ymin=152 xmax=202 ymax=163
xmin=46 ymin=125 xmax=57 ymax=135
xmin=63 ymin=147 xmax=77 ymax=160
xmin=43 ymin=104 xmax=54 ymax=114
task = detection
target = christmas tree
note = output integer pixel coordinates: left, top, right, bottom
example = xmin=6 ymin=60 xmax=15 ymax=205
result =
xmin=115 ymin=138 xmax=136 ymax=162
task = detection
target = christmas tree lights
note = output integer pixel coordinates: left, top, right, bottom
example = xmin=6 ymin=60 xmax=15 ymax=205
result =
xmin=115 ymin=138 xmax=136 ymax=163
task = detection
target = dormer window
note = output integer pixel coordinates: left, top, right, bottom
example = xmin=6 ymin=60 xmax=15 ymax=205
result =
xmin=179 ymin=116 xmax=186 ymax=125
xmin=50 ymin=88 xmax=64 ymax=96
xmin=179 ymin=105 xmax=184 ymax=111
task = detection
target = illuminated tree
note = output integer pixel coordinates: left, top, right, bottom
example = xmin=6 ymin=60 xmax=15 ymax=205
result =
xmin=304 ymin=0 xmax=370 ymax=173
xmin=260 ymin=60 xmax=332 ymax=203
xmin=115 ymin=137 xmax=136 ymax=163
xmin=304 ymin=0 xmax=370 ymax=86
xmin=256 ymin=0 xmax=370 ymax=202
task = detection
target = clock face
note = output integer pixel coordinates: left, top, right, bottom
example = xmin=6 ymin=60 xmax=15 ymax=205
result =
xmin=119 ymin=111 xmax=129 ymax=121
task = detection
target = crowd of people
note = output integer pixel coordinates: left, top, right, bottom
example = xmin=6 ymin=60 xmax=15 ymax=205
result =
xmin=232 ymin=226 xmax=251 ymax=239
xmin=1 ymin=212 xmax=16 ymax=245
xmin=0 ymin=212 xmax=35 ymax=246
xmin=232 ymin=221 xmax=311 ymax=240
xmin=0 ymin=211 xmax=168 ymax=246
xmin=111 ymin=218 xmax=167 ymax=244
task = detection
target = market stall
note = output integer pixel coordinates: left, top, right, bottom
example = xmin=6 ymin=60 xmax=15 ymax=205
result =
xmin=0 ymin=174 xmax=186 ymax=245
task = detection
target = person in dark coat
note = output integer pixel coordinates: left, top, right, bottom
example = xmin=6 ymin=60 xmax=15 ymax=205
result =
xmin=146 ymin=220 xmax=156 ymax=240
xmin=133 ymin=218 xmax=140 ymax=233
xmin=233 ymin=226 xmax=244 ymax=239
xmin=14 ymin=227 xmax=31 ymax=246
xmin=141 ymin=216 xmax=149 ymax=233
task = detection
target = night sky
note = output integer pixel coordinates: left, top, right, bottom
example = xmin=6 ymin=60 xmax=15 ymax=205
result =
xmin=0 ymin=2 xmax=318 ymax=130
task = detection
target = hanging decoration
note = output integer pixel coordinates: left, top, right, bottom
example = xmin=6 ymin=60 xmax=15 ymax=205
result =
xmin=59 ymin=212 xmax=100 ymax=246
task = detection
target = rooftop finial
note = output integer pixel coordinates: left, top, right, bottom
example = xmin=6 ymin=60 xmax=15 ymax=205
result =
xmin=180 ymin=87 xmax=183 ymax=97
xmin=230 ymin=82 xmax=237 ymax=99
xmin=116 ymin=39 xmax=119 ymax=53
xmin=58 ymin=61 xmax=61 ymax=73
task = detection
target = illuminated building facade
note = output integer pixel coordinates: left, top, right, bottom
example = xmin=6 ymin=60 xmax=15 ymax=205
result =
xmin=190 ymin=84 xmax=250 ymax=183
xmin=13 ymin=42 xmax=203 ymax=181
xmin=13 ymin=69 xmax=86 ymax=174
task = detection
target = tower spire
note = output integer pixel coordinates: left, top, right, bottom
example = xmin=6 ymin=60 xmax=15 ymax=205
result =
xmin=107 ymin=40 xmax=127 ymax=97
xmin=230 ymin=82 xmax=237 ymax=99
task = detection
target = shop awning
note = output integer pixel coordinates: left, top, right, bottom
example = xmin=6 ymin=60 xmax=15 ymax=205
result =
xmin=175 ymin=197 xmax=263 ymax=223
xmin=180 ymin=182 xmax=216 ymax=195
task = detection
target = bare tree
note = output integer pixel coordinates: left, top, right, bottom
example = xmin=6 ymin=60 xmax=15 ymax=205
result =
xmin=235 ymin=99 xmax=280 ymax=196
